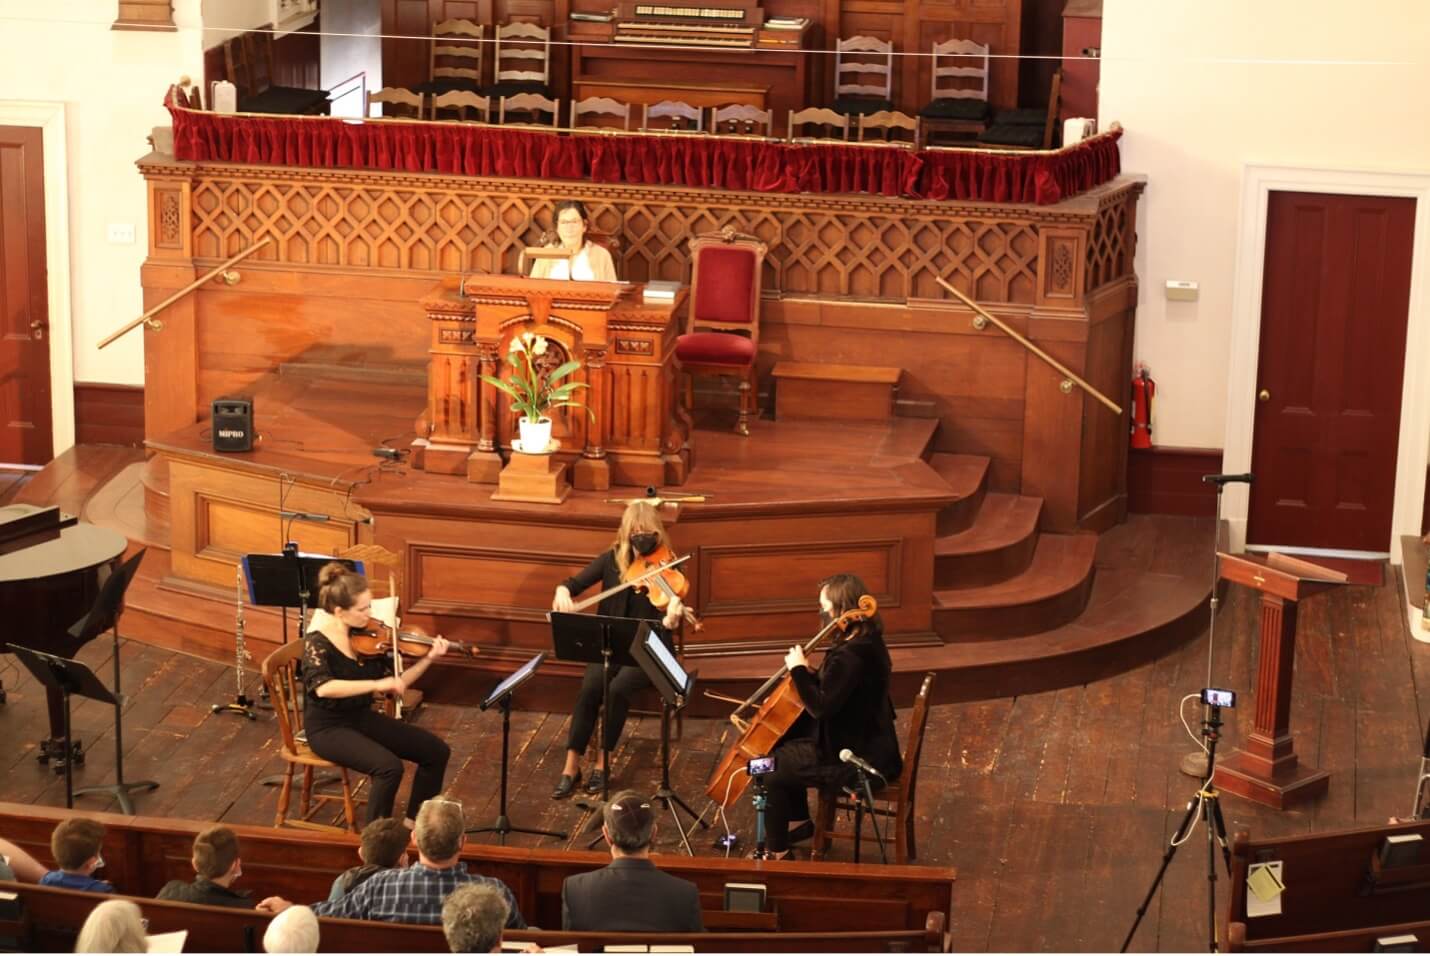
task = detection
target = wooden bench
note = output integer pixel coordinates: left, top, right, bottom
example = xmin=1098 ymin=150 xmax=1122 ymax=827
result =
xmin=1226 ymin=820 xmax=1430 ymax=951
xmin=0 ymin=802 xmax=954 ymax=939
xmin=0 ymin=882 xmax=947 ymax=952
xmin=772 ymin=362 xmax=902 ymax=421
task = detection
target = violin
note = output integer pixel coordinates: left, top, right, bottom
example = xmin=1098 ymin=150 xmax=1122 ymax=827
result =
xmin=349 ymin=622 xmax=479 ymax=659
xmin=623 ymin=543 xmax=702 ymax=631
xmin=703 ymin=594 xmax=877 ymax=809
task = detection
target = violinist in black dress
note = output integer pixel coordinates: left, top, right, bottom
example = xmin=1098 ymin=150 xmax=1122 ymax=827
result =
xmin=759 ymin=573 xmax=903 ymax=859
xmin=302 ymin=562 xmax=452 ymax=825
xmin=550 ymin=501 xmax=686 ymax=798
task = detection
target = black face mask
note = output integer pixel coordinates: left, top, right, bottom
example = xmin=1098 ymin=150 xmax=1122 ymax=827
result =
xmin=630 ymin=533 xmax=660 ymax=556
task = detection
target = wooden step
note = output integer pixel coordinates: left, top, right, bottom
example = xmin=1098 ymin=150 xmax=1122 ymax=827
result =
xmin=925 ymin=452 xmax=988 ymax=535
xmin=934 ymin=492 xmax=1042 ymax=588
xmin=933 ymin=532 xmax=1097 ymax=640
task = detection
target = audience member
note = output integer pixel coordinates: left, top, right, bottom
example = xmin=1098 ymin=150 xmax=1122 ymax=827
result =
xmin=441 ymin=883 xmax=510 ymax=952
xmin=261 ymin=798 xmax=525 ymax=929
xmin=75 ymin=899 xmax=147 ymax=953
xmin=263 ymin=903 xmax=320 ymax=953
xmin=40 ymin=818 xmax=113 ymax=893
xmin=328 ymin=817 xmax=410 ymax=902
xmin=157 ymin=826 xmax=256 ymax=909
xmin=561 ymin=791 xmax=702 ymax=932
xmin=0 ymin=835 xmax=46 ymax=882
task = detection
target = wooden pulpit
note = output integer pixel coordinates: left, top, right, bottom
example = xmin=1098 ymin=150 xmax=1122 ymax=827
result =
xmin=414 ymin=275 xmax=692 ymax=490
xmin=1213 ymin=552 xmax=1345 ymax=809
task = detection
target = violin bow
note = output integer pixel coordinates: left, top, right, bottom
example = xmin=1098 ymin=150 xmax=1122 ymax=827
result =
xmin=604 ymin=486 xmax=711 ymax=508
xmin=561 ymin=553 xmax=692 ymax=615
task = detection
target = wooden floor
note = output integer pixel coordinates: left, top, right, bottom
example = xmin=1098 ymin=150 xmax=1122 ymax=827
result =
xmin=1 ymin=548 xmax=1425 ymax=951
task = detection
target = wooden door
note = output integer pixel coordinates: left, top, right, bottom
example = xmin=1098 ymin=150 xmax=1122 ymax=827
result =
xmin=0 ymin=125 xmax=52 ymax=465
xmin=1247 ymin=190 xmax=1416 ymax=552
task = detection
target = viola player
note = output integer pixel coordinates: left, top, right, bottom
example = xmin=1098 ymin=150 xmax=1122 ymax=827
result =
xmin=549 ymin=501 xmax=685 ymax=798
xmin=303 ymin=562 xmax=452 ymax=825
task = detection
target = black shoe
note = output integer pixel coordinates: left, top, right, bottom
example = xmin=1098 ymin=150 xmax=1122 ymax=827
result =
xmin=787 ymin=820 xmax=815 ymax=845
xmin=551 ymin=772 xmax=581 ymax=800
xmin=584 ymin=768 xmax=608 ymax=795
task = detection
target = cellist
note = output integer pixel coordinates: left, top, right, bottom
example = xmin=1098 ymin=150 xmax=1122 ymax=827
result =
xmin=759 ymin=574 xmax=902 ymax=859
xmin=550 ymin=501 xmax=686 ymax=799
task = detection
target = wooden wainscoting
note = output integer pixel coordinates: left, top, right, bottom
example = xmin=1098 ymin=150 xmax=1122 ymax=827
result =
xmin=1127 ymin=446 xmax=1221 ymax=517
xmin=74 ymin=383 xmax=145 ymax=446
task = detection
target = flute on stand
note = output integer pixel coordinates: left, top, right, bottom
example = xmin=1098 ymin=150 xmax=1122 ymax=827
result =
xmin=212 ymin=564 xmax=258 ymax=720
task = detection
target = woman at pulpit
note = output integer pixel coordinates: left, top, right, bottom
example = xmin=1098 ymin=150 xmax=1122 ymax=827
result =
xmin=529 ymin=200 xmax=618 ymax=282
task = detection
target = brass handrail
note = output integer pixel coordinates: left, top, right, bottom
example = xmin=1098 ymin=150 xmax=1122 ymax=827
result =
xmin=936 ymin=275 xmax=1122 ymax=415
xmin=97 ymin=238 xmax=273 ymax=349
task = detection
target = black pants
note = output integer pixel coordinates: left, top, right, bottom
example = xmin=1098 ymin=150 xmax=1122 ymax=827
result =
xmin=763 ymin=738 xmax=874 ymax=853
xmin=305 ymin=707 xmax=451 ymax=824
xmin=566 ymin=663 xmax=652 ymax=754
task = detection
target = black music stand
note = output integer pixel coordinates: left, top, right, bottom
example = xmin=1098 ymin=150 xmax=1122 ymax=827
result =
xmin=550 ymin=611 xmax=642 ymax=827
xmin=629 ymin=622 xmax=706 ymax=855
xmin=63 ymin=549 xmax=158 ymax=813
xmin=10 ymin=646 xmax=118 ymax=809
xmin=466 ymin=652 xmax=567 ymax=845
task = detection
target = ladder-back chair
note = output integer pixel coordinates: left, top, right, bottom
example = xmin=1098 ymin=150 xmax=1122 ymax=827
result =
xmin=489 ymin=21 xmax=552 ymax=99
xmin=920 ymin=37 xmax=992 ymax=145
xmin=832 ymin=35 xmax=894 ymax=116
xmin=712 ymin=104 xmax=773 ymax=137
xmin=788 ymin=107 xmax=850 ymax=141
xmin=642 ymin=100 xmax=704 ymax=132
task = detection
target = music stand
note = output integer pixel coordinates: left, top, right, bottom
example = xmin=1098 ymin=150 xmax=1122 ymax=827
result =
xmin=466 ymin=652 xmax=567 ymax=845
xmin=550 ymin=611 xmax=642 ymax=820
xmin=10 ymin=646 xmax=118 ymax=809
xmin=63 ymin=549 xmax=158 ymax=813
xmin=629 ymin=622 xmax=706 ymax=855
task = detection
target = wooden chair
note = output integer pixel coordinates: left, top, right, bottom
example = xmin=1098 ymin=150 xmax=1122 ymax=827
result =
xmin=832 ymin=35 xmax=894 ymax=116
xmin=919 ymin=37 xmax=992 ymax=145
xmin=415 ymin=18 xmax=485 ymax=99
xmin=572 ymin=96 xmax=631 ymax=131
xmin=788 ymin=107 xmax=850 ymax=141
xmin=260 ymin=641 xmax=364 ymax=832
xmin=812 ymin=671 xmax=935 ymax=865
xmin=430 ymin=90 xmax=490 ymax=122
xmin=979 ymin=69 xmax=1062 ymax=150
xmin=712 ymin=103 xmax=773 ymax=137
xmin=857 ymin=110 xmax=919 ymax=146
xmin=488 ymin=21 xmax=552 ymax=99
xmin=499 ymin=92 xmax=560 ymax=128
xmin=642 ymin=99 xmax=703 ymax=132
xmin=365 ymin=86 xmax=424 ymax=119
xmin=673 ymin=228 xmax=768 ymax=436
xmin=223 ymin=33 xmax=328 ymax=115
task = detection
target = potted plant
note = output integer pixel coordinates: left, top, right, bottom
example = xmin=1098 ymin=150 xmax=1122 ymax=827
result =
xmin=479 ymin=332 xmax=591 ymax=452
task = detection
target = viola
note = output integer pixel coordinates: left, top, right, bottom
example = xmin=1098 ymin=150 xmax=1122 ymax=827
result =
xmin=623 ymin=543 xmax=702 ymax=631
xmin=703 ymin=595 xmax=877 ymax=810
xmin=349 ymin=622 xmax=479 ymax=659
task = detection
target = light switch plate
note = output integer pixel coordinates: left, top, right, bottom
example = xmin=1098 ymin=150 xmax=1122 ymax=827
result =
xmin=1165 ymin=279 xmax=1198 ymax=302
xmin=107 ymin=223 xmax=136 ymax=245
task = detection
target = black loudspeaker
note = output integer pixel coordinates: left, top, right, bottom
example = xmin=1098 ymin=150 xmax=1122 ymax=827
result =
xmin=211 ymin=397 xmax=253 ymax=452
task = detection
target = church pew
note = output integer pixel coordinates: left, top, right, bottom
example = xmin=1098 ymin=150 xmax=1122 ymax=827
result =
xmin=0 ymin=802 xmax=954 ymax=936
xmin=1226 ymin=820 xmax=1430 ymax=950
xmin=0 ymin=881 xmax=948 ymax=952
xmin=1228 ymin=918 xmax=1430 ymax=953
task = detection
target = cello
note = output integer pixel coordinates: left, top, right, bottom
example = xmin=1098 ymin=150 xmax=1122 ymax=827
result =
xmin=704 ymin=594 xmax=877 ymax=809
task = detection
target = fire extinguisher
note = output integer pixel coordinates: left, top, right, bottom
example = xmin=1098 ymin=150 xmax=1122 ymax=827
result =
xmin=1130 ymin=364 xmax=1154 ymax=449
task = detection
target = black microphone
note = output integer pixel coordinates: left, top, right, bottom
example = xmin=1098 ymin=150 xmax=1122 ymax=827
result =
xmin=1202 ymin=472 xmax=1255 ymax=485
xmin=279 ymin=510 xmax=330 ymax=523
xmin=838 ymin=748 xmax=885 ymax=781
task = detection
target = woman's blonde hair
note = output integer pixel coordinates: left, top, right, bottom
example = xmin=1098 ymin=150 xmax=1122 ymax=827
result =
xmin=612 ymin=501 xmax=669 ymax=576
xmin=76 ymin=900 xmax=147 ymax=954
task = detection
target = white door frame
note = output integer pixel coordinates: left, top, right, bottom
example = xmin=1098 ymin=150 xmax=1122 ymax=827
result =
xmin=1222 ymin=163 xmax=1430 ymax=573
xmin=0 ymin=100 xmax=74 ymax=459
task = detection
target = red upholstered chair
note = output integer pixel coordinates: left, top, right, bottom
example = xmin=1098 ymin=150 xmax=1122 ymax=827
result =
xmin=674 ymin=228 xmax=768 ymax=436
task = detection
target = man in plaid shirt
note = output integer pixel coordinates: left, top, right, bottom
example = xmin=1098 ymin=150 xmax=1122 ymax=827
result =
xmin=260 ymin=798 xmax=526 ymax=929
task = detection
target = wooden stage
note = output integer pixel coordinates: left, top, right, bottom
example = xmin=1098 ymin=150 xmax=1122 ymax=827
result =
xmin=0 ymin=477 xmax=1424 ymax=951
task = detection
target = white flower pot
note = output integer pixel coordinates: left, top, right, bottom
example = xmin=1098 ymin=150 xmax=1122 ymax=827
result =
xmin=518 ymin=416 xmax=553 ymax=453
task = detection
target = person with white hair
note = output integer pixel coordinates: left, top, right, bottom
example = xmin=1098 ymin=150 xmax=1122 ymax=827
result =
xmin=263 ymin=904 xmax=320 ymax=953
xmin=75 ymin=899 xmax=147 ymax=954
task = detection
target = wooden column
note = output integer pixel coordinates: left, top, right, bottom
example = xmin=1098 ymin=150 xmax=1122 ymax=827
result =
xmin=1214 ymin=553 xmax=1340 ymax=809
xmin=572 ymin=345 xmax=611 ymax=491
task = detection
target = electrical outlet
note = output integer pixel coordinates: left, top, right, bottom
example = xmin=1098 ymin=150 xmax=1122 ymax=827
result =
xmin=107 ymin=223 xmax=136 ymax=245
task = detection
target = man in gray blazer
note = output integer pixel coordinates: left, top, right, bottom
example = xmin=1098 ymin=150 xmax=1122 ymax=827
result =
xmin=561 ymin=791 xmax=704 ymax=933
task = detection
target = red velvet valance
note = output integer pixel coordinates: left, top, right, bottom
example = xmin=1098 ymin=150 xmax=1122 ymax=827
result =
xmin=167 ymin=106 xmax=1122 ymax=206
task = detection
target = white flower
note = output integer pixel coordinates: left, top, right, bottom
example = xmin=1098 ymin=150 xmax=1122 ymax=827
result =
xmin=508 ymin=336 xmax=524 ymax=354
xmin=531 ymin=336 xmax=548 ymax=357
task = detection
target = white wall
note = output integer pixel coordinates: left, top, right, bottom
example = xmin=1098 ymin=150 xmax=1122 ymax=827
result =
xmin=320 ymin=0 xmax=381 ymax=118
xmin=0 ymin=0 xmax=205 ymax=402
xmin=1100 ymin=0 xmax=1430 ymax=450
xmin=201 ymin=0 xmax=272 ymax=48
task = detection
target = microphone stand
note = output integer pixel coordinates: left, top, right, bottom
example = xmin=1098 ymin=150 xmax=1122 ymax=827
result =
xmin=849 ymin=766 xmax=888 ymax=864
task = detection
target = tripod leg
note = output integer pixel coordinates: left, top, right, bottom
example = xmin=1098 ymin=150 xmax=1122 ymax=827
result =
xmin=1208 ymin=795 xmax=1233 ymax=876
xmin=1120 ymin=794 xmax=1200 ymax=953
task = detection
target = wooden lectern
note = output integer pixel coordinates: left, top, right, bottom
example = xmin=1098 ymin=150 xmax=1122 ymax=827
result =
xmin=1213 ymin=552 xmax=1345 ymax=809
xmin=415 ymin=275 xmax=692 ymax=490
